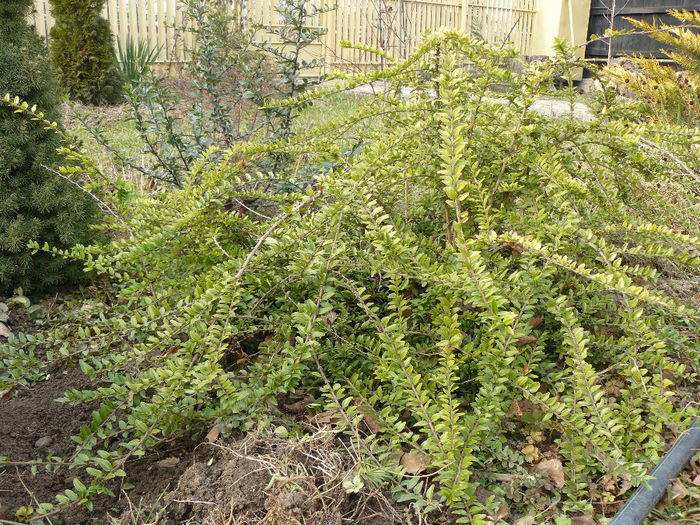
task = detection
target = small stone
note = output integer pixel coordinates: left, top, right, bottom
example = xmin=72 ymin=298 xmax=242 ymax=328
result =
xmin=35 ymin=436 xmax=53 ymax=448
xmin=156 ymin=457 xmax=180 ymax=468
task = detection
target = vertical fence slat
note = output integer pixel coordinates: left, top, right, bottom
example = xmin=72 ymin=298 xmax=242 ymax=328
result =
xmin=161 ymin=0 xmax=168 ymax=60
xmin=108 ymin=0 xmax=119 ymax=52
xmin=350 ymin=0 xmax=357 ymax=66
xmin=33 ymin=0 xmax=48 ymax=43
xmin=117 ymin=0 xmax=128 ymax=49
xmin=167 ymin=0 xmax=174 ymax=60
xmin=185 ymin=1 xmax=195 ymax=61
xmin=137 ymin=0 xmax=146 ymax=42
xmin=128 ymin=0 xmax=138 ymax=44
xmin=45 ymin=0 xmax=55 ymax=38
xmin=147 ymin=0 xmax=157 ymax=47
xmin=157 ymin=0 xmax=167 ymax=58
xmin=177 ymin=1 xmax=187 ymax=62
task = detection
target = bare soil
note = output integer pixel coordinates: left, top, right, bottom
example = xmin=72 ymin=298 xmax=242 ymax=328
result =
xmin=1 ymin=296 xmax=697 ymax=525
xmin=0 ymin=305 xmax=413 ymax=524
xmin=0 ymin=354 xmax=409 ymax=524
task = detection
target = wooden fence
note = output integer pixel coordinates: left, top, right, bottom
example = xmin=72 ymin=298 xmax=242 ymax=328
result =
xmin=30 ymin=0 xmax=536 ymax=73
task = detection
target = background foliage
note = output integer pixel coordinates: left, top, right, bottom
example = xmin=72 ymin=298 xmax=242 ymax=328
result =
xmin=0 ymin=0 xmax=100 ymax=296
xmin=77 ymin=0 xmax=329 ymax=189
xmin=602 ymin=10 xmax=700 ymax=125
xmin=49 ymin=0 xmax=124 ymax=104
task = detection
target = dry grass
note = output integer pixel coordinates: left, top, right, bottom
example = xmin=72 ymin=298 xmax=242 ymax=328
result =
xmin=115 ymin=429 xmax=414 ymax=525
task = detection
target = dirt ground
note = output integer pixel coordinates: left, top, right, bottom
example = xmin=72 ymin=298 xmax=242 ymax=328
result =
xmin=1 ymin=294 xmax=698 ymax=525
xmin=0 ymin=357 xmax=409 ymax=524
xmin=0 ymin=302 xmax=415 ymax=525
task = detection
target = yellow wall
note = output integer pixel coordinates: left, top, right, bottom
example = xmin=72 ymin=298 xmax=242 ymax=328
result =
xmin=531 ymin=0 xmax=592 ymax=58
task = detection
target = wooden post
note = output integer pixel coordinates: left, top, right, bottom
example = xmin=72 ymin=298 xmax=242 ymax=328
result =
xmin=321 ymin=2 xmax=331 ymax=76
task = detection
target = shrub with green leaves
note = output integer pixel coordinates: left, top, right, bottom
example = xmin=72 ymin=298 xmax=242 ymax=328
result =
xmin=78 ymin=0 xmax=331 ymax=187
xmin=601 ymin=10 xmax=700 ymax=125
xmin=0 ymin=0 xmax=100 ymax=296
xmin=49 ymin=0 xmax=124 ymax=104
xmin=3 ymin=33 xmax=699 ymax=522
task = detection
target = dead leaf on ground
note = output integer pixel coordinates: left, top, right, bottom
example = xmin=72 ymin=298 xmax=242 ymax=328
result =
xmin=506 ymin=399 xmax=539 ymax=419
xmin=341 ymin=466 xmax=364 ymax=493
xmin=618 ymin=470 xmax=633 ymax=496
xmin=671 ymin=478 xmax=690 ymax=500
xmin=536 ymin=458 xmax=565 ymax=488
xmin=0 ymin=388 xmax=15 ymax=402
xmin=206 ymin=426 xmax=220 ymax=443
xmin=399 ymin=452 xmax=431 ymax=475
xmin=155 ymin=457 xmax=180 ymax=469
xmin=692 ymin=474 xmax=700 ymax=487
xmin=495 ymin=503 xmax=510 ymax=520
xmin=321 ymin=311 xmax=339 ymax=325
xmin=475 ymin=486 xmax=495 ymax=504
xmin=606 ymin=384 xmax=622 ymax=397
xmin=527 ymin=316 xmax=544 ymax=328
xmin=493 ymin=472 xmax=517 ymax=482
xmin=361 ymin=414 xmax=382 ymax=434
xmin=516 ymin=335 xmax=538 ymax=346
xmin=506 ymin=399 xmax=523 ymax=418
xmin=0 ymin=322 xmax=11 ymax=339
xmin=357 ymin=404 xmax=383 ymax=434
xmin=503 ymin=241 xmax=527 ymax=253
xmin=570 ymin=516 xmax=596 ymax=525
xmin=282 ymin=392 xmax=314 ymax=415
xmin=513 ymin=516 xmax=536 ymax=525
xmin=313 ymin=409 xmax=342 ymax=426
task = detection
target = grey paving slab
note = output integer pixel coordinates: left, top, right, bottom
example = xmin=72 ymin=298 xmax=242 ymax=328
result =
xmin=319 ymin=80 xmax=595 ymax=121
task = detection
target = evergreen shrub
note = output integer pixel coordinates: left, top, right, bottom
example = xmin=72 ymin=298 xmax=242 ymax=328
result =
xmin=0 ymin=0 xmax=100 ymax=296
xmin=601 ymin=10 xmax=700 ymax=125
xmin=3 ymin=33 xmax=699 ymax=522
xmin=48 ymin=0 xmax=124 ymax=105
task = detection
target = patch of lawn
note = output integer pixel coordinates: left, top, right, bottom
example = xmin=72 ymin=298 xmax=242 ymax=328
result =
xmin=62 ymin=92 xmax=363 ymax=188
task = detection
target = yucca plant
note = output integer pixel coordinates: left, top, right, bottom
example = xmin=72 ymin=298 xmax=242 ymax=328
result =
xmin=117 ymin=37 xmax=162 ymax=85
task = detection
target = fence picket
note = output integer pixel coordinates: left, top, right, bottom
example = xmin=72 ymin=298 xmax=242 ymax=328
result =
xmin=147 ymin=0 xmax=156 ymax=46
xmin=33 ymin=0 xmax=47 ymax=41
